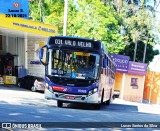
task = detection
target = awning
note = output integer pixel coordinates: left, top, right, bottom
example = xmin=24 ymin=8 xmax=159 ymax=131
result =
xmin=0 ymin=14 xmax=58 ymax=38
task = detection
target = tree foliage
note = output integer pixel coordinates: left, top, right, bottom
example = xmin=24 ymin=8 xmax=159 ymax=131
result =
xmin=29 ymin=0 xmax=160 ymax=63
xmin=29 ymin=0 xmax=125 ymax=53
xmin=68 ymin=0 xmax=125 ymax=53
xmin=104 ymin=0 xmax=160 ymax=63
xmin=119 ymin=41 xmax=159 ymax=64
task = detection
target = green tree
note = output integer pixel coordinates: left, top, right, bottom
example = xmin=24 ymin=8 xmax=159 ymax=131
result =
xmin=104 ymin=0 xmax=160 ymax=63
xmin=29 ymin=0 xmax=63 ymax=23
xmin=66 ymin=0 xmax=124 ymax=54
xmin=29 ymin=0 xmax=126 ymax=54
xmin=29 ymin=0 xmax=40 ymax=21
xmin=43 ymin=0 xmax=64 ymax=34
xmin=119 ymin=41 xmax=159 ymax=64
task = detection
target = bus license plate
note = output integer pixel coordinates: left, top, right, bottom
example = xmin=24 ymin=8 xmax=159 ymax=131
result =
xmin=65 ymin=95 xmax=75 ymax=99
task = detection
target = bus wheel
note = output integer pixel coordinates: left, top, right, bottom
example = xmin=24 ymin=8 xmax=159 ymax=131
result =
xmin=106 ymin=99 xmax=110 ymax=105
xmin=57 ymin=100 xmax=63 ymax=107
xmin=94 ymin=104 xmax=101 ymax=110
xmin=101 ymin=89 xmax=104 ymax=105
xmin=106 ymin=89 xmax=112 ymax=105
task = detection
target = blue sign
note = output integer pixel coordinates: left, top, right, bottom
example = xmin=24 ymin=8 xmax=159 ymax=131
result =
xmin=0 ymin=0 xmax=29 ymax=19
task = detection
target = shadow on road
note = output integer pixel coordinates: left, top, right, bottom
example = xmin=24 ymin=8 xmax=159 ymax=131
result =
xmin=102 ymin=104 xmax=138 ymax=112
xmin=60 ymin=101 xmax=138 ymax=112
xmin=0 ymin=84 xmax=31 ymax=92
xmin=0 ymin=85 xmax=44 ymax=94
xmin=64 ymin=103 xmax=97 ymax=110
xmin=0 ymin=102 xmax=160 ymax=123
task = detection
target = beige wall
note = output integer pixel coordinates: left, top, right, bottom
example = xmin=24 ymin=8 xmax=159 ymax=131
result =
xmin=115 ymin=72 xmax=145 ymax=103
xmin=114 ymin=72 xmax=123 ymax=91
xmin=123 ymin=74 xmax=145 ymax=103
xmin=114 ymin=72 xmax=123 ymax=98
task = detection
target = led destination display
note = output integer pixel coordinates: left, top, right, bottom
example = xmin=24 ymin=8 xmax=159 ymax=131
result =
xmin=48 ymin=37 xmax=101 ymax=50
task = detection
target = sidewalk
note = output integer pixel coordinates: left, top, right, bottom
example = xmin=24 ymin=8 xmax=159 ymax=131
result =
xmin=0 ymin=85 xmax=56 ymax=107
xmin=113 ymin=98 xmax=160 ymax=115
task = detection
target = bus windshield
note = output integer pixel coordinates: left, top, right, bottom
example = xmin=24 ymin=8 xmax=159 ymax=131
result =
xmin=47 ymin=49 xmax=100 ymax=79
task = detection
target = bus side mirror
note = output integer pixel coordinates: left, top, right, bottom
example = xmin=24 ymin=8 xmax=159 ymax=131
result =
xmin=103 ymin=59 xmax=107 ymax=68
xmin=39 ymin=45 xmax=48 ymax=65
xmin=39 ymin=48 xmax=43 ymax=59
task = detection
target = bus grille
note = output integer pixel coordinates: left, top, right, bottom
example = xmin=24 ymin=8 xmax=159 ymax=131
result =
xmin=56 ymin=93 xmax=84 ymax=100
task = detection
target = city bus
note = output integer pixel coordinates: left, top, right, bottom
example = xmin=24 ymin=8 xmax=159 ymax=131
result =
xmin=39 ymin=36 xmax=116 ymax=109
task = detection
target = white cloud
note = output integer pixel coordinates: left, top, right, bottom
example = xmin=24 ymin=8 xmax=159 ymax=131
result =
xmin=149 ymin=55 xmax=160 ymax=72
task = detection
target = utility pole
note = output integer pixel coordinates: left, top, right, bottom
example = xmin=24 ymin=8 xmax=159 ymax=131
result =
xmin=63 ymin=0 xmax=68 ymax=36
xmin=143 ymin=43 xmax=147 ymax=63
xmin=133 ymin=41 xmax=137 ymax=62
xmin=39 ymin=0 xmax=43 ymax=22
xmin=133 ymin=31 xmax=139 ymax=62
xmin=143 ymin=35 xmax=150 ymax=63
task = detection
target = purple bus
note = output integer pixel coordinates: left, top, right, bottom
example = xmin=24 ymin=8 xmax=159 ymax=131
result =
xmin=39 ymin=36 xmax=116 ymax=109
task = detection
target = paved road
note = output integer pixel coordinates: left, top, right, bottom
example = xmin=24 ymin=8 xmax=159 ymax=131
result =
xmin=0 ymin=85 xmax=160 ymax=131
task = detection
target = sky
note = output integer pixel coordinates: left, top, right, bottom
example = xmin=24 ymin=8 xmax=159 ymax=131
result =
xmin=147 ymin=0 xmax=160 ymax=72
xmin=149 ymin=45 xmax=160 ymax=72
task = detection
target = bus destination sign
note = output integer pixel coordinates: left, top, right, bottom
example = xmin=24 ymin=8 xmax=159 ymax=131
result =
xmin=53 ymin=39 xmax=93 ymax=48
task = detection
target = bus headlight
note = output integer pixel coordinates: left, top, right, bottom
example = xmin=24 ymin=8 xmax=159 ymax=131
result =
xmin=88 ymin=90 xmax=93 ymax=96
xmin=93 ymin=88 xmax=98 ymax=93
xmin=46 ymin=83 xmax=53 ymax=92
xmin=88 ymin=88 xmax=98 ymax=96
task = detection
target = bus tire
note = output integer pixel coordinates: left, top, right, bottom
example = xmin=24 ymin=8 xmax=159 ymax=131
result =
xmin=106 ymin=89 xmax=112 ymax=105
xmin=57 ymin=100 xmax=63 ymax=107
xmin=101 ymin=89 xmax=105 ymax=105
xmin=106 ymin=99 xmax=110 ymax=105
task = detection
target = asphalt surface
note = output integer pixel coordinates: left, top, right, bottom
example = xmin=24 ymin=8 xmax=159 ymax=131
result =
xmin=0 ymin=85 xmax=160 ymax=131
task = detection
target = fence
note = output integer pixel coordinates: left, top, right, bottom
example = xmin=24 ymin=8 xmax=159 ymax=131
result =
xmin=143 ymin=71 xmax=160 ymax=104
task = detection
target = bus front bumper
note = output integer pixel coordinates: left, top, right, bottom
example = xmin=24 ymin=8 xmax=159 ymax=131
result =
xmin=45 ymin=88 xmax=100 ymax=104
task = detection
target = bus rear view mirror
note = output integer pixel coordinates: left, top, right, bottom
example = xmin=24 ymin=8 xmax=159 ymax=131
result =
xmin=39 ymin=48 xmax=43 ymax=59
xmin=39 ymin=45 xmax=48 ymax=65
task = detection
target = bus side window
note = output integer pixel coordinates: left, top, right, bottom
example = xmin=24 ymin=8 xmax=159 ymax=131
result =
xmin=103 ymin=55 xmax=107 ymax=68
xmin=113 ymin=65 xmax=116 ymax=78
xmin=106 ymin=57 xmax=108 ymax=67
xmin=108 ymin=59 xmax=111 ymax=77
